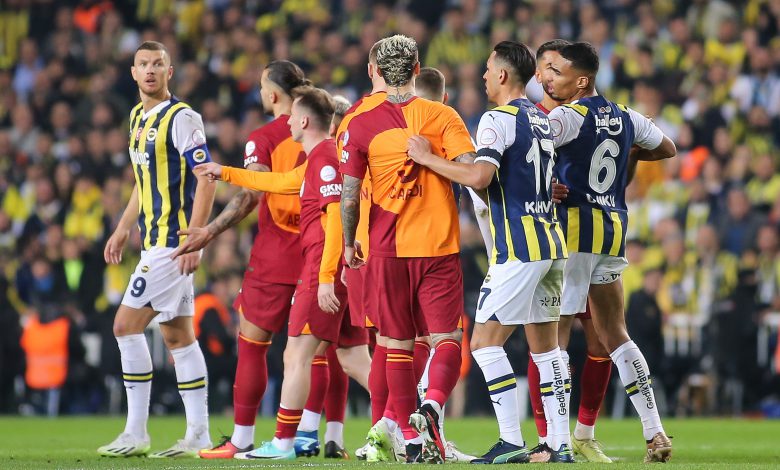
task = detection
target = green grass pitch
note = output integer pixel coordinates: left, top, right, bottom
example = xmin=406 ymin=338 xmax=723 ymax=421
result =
xmin=0 ymin=416 xmax=778 ymax=468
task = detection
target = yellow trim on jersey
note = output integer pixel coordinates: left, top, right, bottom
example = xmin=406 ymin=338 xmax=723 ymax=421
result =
xmin=540 ymin=217 xmax=558 ymax=259
xmin=493 ymin=104 xmax=519 ymax=115
xmin=609 ymin=211 xmax=623 ymax=256
xmin=153 ymin=102 xmax=189 ymax=247
xmin=554 ymin=221 xmax=568 ymax=257
xmin=138 ymin=118 xmax=157 ymax=245
xmin=521 ymin=215 xmax=541 ymax=261
xmin=563 ymin=103 xmax=588 ymax=116
xmin=617 ymin=103 xmax=628 ymax=112
xmin=591 ymin=208 xmax=604 ymax=253
xmin=488 ymin=201 xmax=499 ymax=265
xmin=567 ymin=207 xmax=580 ymax=252
xmin=496 ymin=173 xmax=519 ymax=262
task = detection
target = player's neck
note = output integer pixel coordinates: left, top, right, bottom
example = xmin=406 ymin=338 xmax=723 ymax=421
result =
xmin=273 ymin=103 xmax=292 ymax=118
xmin=302 ymin=130 xmax=330 ymax=154
xmin=567 ymin=88 xmax=598 ymax=103
xmin=495 ymin=86 xmax=527 ymax=106
xmin=386 ymin=84 xmax=415 ymax=104
xmin=540 ymin=95 xmax=563 ymax=112
xmin=140 ymin=89 xmax=171 ymax=113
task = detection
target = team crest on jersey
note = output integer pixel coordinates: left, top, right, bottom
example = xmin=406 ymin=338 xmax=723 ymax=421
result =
xmin=146 ymin=128 xmax=157 ymax=142
xmin=193 ymin=149 xmax=207 ymax=163
xmin=135 ymin=127 xmax=143 ymax=141
xmin=341 ymin=130 xmax=349 ymax=146
xmin=320 ymin=165 xmax=337 ymax=182
xmin=245 ymin=141 xmax=256 ymax=156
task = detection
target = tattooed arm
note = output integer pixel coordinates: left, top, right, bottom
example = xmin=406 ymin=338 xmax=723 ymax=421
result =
xmin=171 ymin=163 xmax=268 ymax=258
xmin=341 ymin=174 xmax=365 ymax=268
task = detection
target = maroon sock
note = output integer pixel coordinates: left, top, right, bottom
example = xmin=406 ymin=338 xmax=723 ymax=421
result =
xmin=302 ymin=355 xmax=329 ymax=415
xmin=413 ymin=340 xmax=431 ymax=384
xmin=386 ymin=348 xmax=417 ymax=440
xmin=233 ymin=334 xmax=270 ymax=426
xmin=424 ymin=339 xmax=461 ymax=407
xmin=274 ymin=406 xmax=303 ymax=439
xmin=527 ymin=351 xmax=547 ymax=439
xmin=369 ymin=345 xmax=388 ymax=424
xmin=578 ymin=354 xmax=612 ymax=426
xmin=324 ymin=346 xmax=349 ymax=423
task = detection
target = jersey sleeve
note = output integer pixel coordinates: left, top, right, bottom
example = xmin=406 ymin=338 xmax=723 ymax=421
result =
xmin=244 ymin=132 xmax=274 ymax=169
xmin=473 ymin=111 xmax=516 ymax=168
xmin=172 ymin=108 xmax=212 ymax=169
xmin=312 ymin=156 xmax=343 ymax=211
xmin=221 ymin=164 xmax=306 ymax=194
xmin=440 ymin=106 xmax=476 ymax=160
xmin=549 ymin=106 xmax=584 ymax=148
xmin=338 ymin=123 xmax=368 ymax=179
xmin=626 ymin=107 xmax=665 ymax=150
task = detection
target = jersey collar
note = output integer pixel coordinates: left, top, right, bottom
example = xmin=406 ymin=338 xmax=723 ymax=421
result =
xmin=142 ymin=99 xmax=172 ymax=120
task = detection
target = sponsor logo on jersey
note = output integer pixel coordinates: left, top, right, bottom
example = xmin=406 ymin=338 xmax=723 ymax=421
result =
xmin=130 ymin=148 xmax=150 ymax=166
xmin=340 ymin=150 xmax=349 ymax=164
xmin=245 ymin=141 xmax=256 ymax=156
xmin=193 ymin=149 xmax=207 ymax=163
xmin=341 ymin=130 xmax=349 ymax=146
xmin=146 ymin=128 xmax=157 ymax=141
xmin=595 ymin=115 xmax=623 ymax=135
xmin=527 ymin=112 xmax=551 ymax=134
xmin=525 ymin=200 xmax=554 ymax=214
xmin=244 ymin=155 xmax=258 ymax=167
xmin=389 ymin=184 xmax=423 ymax=200
xmin=320 ymin=183 xmax=342 ymax=197
xmin=479 ymin=127 xmax=497 ymax=145
xmin=320 ymin=165 xmax=337 ymax=182
xmin=586 ymin=193 xmax=616 ymax=207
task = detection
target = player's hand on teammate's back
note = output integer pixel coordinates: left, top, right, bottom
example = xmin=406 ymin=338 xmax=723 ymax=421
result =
xmin=344 ymin=240 xmax=365 ymax=269
xmin=170 ymin=227 xmax=214 ymax=259
xmin=406 ymin=135 xmax=434 ymax=165
xmin=194 ymin=162 xmax=223 ymax=181
xmin=104 ymin=229 xmax=129 ymax=264
xmin=318 ymin=283 xmax=340 ymax=313
xmin=177 ymin=250 xmax=202 ymax=275
xmin=551 ymin=177 xmax=569 ymax=203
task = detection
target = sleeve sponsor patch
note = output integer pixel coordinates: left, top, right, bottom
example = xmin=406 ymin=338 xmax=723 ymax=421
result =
xmin=479 ymin=127 xmax=498 ymax=146
xmin=320 ymin=183 xmax=342 ymax=197
xmin=320 ymin=165 xmax=337 ymax=182
xmin=192 ymin=129 xmax=206 ymax=146
xmin=245 ymin=141 xmax=256 ymax=156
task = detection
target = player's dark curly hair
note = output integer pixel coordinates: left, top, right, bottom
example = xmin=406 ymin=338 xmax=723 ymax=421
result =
xmin=265 ymin=60 xmax=312 ymax=96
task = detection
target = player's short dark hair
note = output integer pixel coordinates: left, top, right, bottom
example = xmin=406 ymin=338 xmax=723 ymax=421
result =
xmin=376 ymin=35 xmax=418 ymax=87
xmin=559 ymin=42 xmax=600 ymax=79
xmin=292 ymin=86 xmax=335 ymax=130
xmin=265 ymin=60 xmax=312 ymax=96
xmin=493 ymin=40 xmax=536 ymax=85
xmin=416 ymin=67 xmax=445 ymax=102
xmin=536 ymin=39 xmax=570 ymax=59
xmin=135 ymin=41 xmax=170 ymax=60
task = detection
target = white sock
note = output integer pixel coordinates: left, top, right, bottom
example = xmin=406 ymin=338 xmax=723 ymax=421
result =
xmin=418 ymin=347 xmax=434 ymax=400
xmin=438 ymin=404 xmax=447 ymax=444
xmin=272 ymin=437 xmax=293 ymax=451
xmin=171 ymin=341 xmax=209 ymax=445
xmin=381 ymin=416 xmax=398 ymax=433
xmin=298 ymin=409 xmax=321 ymax=433
xmin=472 ymin=346 xmax=523 ymax=446
xmin=574 ymin=422 xmax=595 ymax=440
xmin=610 ymin=341 xmax=664 ymax=440
xmin=231 ymin=424 xmax=254 ymax=449
xmin=117 ymin=334 xmax=152 ymax=440
xmin=531 ymin=347 xmax=571 ymax=451
xmin=560 ymin=350 xmax=571 ymax=420
xmin=325 ymin=421 xmax=344 ymax=447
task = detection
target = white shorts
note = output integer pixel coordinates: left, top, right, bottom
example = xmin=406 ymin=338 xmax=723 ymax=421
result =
xmin=561 ymin=252 xmax=628 ymax=315
xmin=475 ymin=259 xmax=564 ymax=325
xmin=121 ymin=247 xmax=195 ymax=322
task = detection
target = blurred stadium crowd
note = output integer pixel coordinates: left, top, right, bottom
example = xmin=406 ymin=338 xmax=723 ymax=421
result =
xmin=1 ymin=0 xmax=779 ymax=419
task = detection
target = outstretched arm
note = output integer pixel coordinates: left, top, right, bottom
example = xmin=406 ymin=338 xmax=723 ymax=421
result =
xmin=407 ymin=135 xmax=492 ymax=189
xmin=196 ymin=161 xmax=306 ymax=194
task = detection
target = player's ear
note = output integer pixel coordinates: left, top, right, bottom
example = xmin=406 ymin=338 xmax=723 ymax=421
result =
xmin=167 ymin=66 xmax=173 ymax=80
xmin=413 ymin=61 xmax=421 ymax=75
xmin=270 ymin=91 xmax=278 ymax=104
xmin=443 ymin=91 xmax=449 ymax=104
xmin=576 ymin=75 xmax=589 ymax=90
xmin=301 ymin=115 xmax=309 ymax=130
xmin=367 ymin=63 xmax=374 ymax=80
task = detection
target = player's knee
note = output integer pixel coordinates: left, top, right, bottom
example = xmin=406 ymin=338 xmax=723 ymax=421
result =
xmin=431 ymin=329 xmax=462 ymax=346
xmin=113 ymin=317 xmax=143 ymax=337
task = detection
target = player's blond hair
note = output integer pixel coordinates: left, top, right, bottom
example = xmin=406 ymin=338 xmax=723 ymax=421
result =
xmin=376 ymin=35 xmax=418 ymax=87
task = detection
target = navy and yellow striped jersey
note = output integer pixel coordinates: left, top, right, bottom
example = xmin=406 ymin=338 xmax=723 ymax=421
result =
xmin=474 ymin=98 xmax=567 ymax=265
xmin=550 ymin=95 xmax=663 ymax=257
xmin=128 ymin=97 xmax=212 ymax=250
